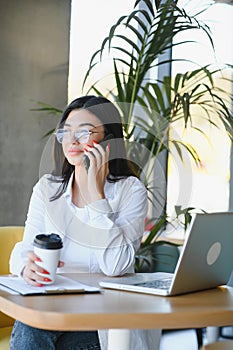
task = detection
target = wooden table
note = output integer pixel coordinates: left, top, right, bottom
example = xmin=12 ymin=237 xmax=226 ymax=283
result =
xmin=0 ymin=274 xmax=233 ymax=349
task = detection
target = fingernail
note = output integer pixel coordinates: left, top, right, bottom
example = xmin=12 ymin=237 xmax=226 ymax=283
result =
xmin=37 ymin=283 xmax=44 ymax=287
xmin=84 ymin=147 xmax=89 ymax=152
xmin=42 ymin=269 xmax=50 ymax=275
xmin=87 ymin=145 xmax=93 ymax=149
xmin=93 ymin=140 xmax=98 ymax=144
xmin=43 ymin=278 xmax=52 ymax=282
xmin=35 ymin=257 xmax=42 ymax=262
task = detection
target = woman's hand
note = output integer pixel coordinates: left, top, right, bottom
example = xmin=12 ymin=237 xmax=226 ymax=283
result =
xmin=22 ymin=251 xmax=64 ymax=287
xmin=83 ymin=141 xmax=110 ymax=202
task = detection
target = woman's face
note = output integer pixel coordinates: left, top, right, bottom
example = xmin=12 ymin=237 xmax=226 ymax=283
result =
xmin=61 ymin=109 xmax=105 ymax=166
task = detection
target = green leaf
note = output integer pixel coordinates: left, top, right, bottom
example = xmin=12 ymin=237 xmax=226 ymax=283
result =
xmin=113 ymin=60 xmax=125 ymax=103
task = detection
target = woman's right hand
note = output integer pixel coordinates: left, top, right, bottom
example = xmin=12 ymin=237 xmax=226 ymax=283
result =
xmin=22 ymin=251 xmax=51 ymax=286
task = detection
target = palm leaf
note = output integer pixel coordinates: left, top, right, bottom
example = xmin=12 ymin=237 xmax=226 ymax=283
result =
xmin=30 ymin=102 xmax=62 ymax=115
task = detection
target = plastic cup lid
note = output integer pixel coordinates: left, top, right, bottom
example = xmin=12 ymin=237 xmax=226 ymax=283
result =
xmin=33 ymin=233 xmax=63 ymax=249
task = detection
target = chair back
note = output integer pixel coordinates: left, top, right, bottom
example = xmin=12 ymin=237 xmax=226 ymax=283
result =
xmin=0 ymin=226 xmax=24 ymax=274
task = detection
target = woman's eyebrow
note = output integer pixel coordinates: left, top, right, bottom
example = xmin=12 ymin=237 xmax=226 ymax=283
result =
xmin=79 ymin=122 xmax=96 ymax=128
xmin=64 ymin=122 xmax=96 ymax=128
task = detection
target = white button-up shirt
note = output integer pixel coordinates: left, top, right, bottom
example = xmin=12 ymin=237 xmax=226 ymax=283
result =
xmin=10 ymin=173 xmax=148 ymax=277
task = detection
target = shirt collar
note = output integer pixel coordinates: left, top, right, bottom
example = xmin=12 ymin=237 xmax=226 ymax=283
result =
xmin=63 ymin=171 xmax=113 ymax=202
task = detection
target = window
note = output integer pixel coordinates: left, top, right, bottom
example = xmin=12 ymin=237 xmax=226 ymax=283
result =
xmin=167 ymin=0 xmax=233 ymax=221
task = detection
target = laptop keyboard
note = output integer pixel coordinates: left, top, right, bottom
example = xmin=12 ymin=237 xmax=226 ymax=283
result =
xmin=135 ymin=278 xmax=172 ymax=290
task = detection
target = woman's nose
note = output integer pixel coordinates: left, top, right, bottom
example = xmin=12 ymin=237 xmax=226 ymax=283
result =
xmin=70 ymin=131 xmax=80 ymax=143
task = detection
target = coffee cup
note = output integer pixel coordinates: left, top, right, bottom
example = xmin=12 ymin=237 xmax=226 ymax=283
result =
xmin=33 ymin=233 xmax=63 ymax=284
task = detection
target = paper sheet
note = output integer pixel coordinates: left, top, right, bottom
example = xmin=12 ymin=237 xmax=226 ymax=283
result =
xmin=0 ymin=274 xmax=100 ymax=295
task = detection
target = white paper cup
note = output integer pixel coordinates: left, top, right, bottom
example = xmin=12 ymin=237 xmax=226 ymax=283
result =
xmin=33 ymin=233 xmax=63 ymax=284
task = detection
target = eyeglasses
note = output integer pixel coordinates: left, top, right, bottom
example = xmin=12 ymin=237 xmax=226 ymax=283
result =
xmin=55 ymin=128 xmax=102 ymax=144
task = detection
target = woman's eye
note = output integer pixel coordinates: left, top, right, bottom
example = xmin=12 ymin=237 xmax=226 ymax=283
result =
xmin=79 ymin=129 xmax=90 ymax=135
xmin=63 ymin=129 xmax=71 ymax=134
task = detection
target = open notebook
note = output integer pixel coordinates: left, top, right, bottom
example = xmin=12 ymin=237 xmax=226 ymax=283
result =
xmin=100 ymin=212 xmax=233 ymax=296
xmin=0 ymin=274 xmax=100 ymax=295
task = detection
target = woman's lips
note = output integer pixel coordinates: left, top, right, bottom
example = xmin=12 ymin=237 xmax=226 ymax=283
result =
xmin=67 ymin=148 xmax=83 ymax=156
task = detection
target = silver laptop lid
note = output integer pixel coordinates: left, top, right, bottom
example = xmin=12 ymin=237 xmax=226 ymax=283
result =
xmin=169 ymin=212 xmax=233 ymax=295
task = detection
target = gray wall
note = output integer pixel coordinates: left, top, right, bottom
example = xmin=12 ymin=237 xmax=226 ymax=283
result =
xmin=0 ymin=0 xmax=71 ymax=225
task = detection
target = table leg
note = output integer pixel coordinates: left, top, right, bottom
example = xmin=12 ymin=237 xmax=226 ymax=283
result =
xmin=108 ymin=329 xmax=131 ymax=350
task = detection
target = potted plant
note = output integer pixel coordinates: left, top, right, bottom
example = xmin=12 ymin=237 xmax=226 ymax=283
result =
xmin=134 ymin=205 xmax=198 ymax=272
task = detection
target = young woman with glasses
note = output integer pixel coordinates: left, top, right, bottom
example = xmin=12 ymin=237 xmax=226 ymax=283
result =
xmin=9 ymin=96 xmax=161 ymax=350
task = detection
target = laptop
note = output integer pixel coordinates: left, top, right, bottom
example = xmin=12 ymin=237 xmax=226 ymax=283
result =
xmin=99 ymin=212 xmax=233 ymax=296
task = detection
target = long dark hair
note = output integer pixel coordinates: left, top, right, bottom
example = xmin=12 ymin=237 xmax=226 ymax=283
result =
xmin=50 ymin=95 xmax=137 ymax=200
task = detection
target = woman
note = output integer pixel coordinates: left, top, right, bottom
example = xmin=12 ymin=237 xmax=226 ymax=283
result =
xmin=9 ymin=96 xmax=160 ymax=350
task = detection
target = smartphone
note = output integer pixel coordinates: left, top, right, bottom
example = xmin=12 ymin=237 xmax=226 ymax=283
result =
xmin=83 ymin=133 xmax=113 ymax=172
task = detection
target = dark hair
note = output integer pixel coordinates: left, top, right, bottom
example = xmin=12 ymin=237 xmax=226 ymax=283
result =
xmin=51 ymin=95 xmax=137 ymax=200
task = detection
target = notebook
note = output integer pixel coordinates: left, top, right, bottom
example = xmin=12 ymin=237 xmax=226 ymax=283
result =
xmin=0 ymin=274 xmax=100 ymax=295
xmin=99 ymin=212 xmax=233 ymax=296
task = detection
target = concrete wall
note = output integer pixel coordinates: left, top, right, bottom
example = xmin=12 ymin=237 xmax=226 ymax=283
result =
xmin=0 ymin=0 xmax=71 ymax=225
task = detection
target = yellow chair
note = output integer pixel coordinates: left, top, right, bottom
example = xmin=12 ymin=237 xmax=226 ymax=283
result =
xmin=0 ymin=226 xmax=24 ymax=349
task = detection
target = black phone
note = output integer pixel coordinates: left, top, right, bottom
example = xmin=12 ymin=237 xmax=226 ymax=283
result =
xmin=83 ymin=133 xmax=113 ymax=172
